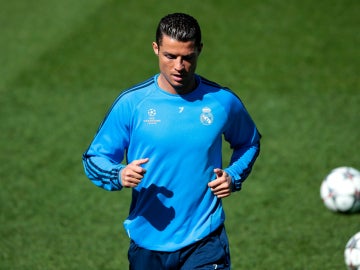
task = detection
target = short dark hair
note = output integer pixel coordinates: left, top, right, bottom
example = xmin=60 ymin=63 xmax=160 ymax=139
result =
xmin=155 ymin=13 xmax=202 ymax=49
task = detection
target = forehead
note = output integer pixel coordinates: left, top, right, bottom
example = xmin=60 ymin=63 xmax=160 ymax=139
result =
xmin=159 ymin=35 xmax=197 ymax=54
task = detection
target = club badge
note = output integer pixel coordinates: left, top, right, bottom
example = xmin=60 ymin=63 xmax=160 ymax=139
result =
xmin=200 ymin=107 xmax=214 ymax=125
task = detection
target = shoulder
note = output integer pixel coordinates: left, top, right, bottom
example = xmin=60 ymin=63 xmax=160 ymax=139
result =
xmin=199 ymin=76 xmax=243 ymax=104
xmin=117 ymin=76 xmax=156 ymax=101
xmin=111 ymin=76 xmax=156 ymax=108
xmin=105 ymin=76 xmax=156 ymax=115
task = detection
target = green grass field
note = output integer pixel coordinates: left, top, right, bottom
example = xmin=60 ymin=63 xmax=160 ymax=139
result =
xmin=1 ymin=0 xmax=359 ymax=269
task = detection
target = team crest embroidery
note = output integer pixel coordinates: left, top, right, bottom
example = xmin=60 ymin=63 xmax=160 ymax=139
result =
xmin=200 ymin=107 xmax=214 ymax=125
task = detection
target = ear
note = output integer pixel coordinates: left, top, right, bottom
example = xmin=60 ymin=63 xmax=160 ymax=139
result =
xmin=152 ymin=42 xmax=159 ymax=55
xmin=197 ymin=43 xmax=203 ymax=55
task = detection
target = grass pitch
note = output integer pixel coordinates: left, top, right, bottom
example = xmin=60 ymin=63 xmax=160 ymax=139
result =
xmin=0 ymin=0 xmax=359 ymax=269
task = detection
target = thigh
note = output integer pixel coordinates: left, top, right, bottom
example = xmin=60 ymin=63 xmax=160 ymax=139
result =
xmin=180 ymin=226 xmax=231 ymax=270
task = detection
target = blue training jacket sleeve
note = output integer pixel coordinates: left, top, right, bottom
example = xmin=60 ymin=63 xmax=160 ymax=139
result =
xmin=82 ymin=155 xmax=125 ymax=191
xmin=82 ymin=93 xmax=131 ymax=191
xmin=223 ymin=94 xmax=261 ymax=191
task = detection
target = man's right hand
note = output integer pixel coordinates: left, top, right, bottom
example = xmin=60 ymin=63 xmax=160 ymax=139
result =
xmin=120 ymin=158 xmax=149 ymax=188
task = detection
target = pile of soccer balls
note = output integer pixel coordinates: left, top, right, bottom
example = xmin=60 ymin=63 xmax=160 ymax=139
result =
xmin=320 ymin=166 xmax=360 ymax=269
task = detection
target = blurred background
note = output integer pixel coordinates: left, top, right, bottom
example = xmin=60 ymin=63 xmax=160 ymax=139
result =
xmin=0 ymin=0 xmax=359 ymax=269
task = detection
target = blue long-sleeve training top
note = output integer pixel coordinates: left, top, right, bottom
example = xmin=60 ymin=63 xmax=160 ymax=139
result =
xmin=82 ymin=74 xmax=261 ymax=251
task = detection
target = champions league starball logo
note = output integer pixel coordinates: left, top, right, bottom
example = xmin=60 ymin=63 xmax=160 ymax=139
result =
xmin=144 ymin=108 xmax=161 ymax=125
xmin=200 ymin=107 xmax=214 ymax=125
xmin=147 ymin=108 xmax=156 ymax=117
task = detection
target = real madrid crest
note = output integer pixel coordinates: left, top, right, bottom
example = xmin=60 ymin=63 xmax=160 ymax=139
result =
xmin=200 ymin=107 xmax=214 ymax=125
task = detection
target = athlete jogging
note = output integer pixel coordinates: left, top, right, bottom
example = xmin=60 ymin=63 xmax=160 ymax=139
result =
xmin=82 ymin=12 xmax=261 ymax=269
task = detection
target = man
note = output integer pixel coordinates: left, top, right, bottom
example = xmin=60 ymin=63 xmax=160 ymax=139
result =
xmin=82 ymin=13 xmax=261 ymax=269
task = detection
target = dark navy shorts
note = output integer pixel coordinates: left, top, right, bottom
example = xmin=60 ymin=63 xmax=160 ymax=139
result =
xmin=128 ymin=225 xmax=231 ymax=270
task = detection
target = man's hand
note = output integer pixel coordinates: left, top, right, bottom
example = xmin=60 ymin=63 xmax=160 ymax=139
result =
xmin=121 ymin=158 xmax=149 ymax=188
xmin=208 ymin=168 xmax=232 ymax=198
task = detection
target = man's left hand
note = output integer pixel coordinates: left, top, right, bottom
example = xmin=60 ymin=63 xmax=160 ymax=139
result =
xmin=208 ymin=169 xmax=232 ymax=198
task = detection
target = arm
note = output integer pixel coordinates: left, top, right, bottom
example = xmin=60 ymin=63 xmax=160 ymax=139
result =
xmin=224 ymin=140 xmax=260 ymax=191
xmin=82 ymin=96 xmax=131 ymax=191
xmin=82 ymin=154 xmax=125 ymax=191
xmin=222 ymin=95 xmax=261 ymax=192
xmin=82 ymin=155 xmax=149 ymax=191
xmin=208 ymin=93 xmax=261 ymax=197
xmin=208 ymin=141 xmax=260 ymax=198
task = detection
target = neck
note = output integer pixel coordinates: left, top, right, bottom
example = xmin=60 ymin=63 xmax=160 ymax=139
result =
xmin=157 ymin=74 xmax=197 ymax=95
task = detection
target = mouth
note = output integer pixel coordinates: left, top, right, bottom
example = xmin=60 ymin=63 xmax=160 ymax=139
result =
xmin=172 ymin=74 xmax=185 ymax=83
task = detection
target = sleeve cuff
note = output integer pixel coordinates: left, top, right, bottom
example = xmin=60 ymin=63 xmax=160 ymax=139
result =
xmin=224 ymin=169 xmax=242 ymax=192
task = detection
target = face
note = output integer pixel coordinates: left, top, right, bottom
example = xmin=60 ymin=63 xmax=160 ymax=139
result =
xmin=152 ymin=34 xmax=202 ymax=94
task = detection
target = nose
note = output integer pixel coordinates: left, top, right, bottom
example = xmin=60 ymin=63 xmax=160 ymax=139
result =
xmin=175 ymin=57 xmax=185 ymax=71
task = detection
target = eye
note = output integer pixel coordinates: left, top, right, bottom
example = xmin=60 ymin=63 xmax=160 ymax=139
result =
xmin=165 ymin=54 xmax=176 ymax=59
xmin=183 ymin=55 xmax=194 ymax=61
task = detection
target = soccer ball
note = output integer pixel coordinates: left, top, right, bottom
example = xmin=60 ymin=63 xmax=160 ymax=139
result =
xmin=320 ymin=167 xmax=360 ymax=213
xmin=345 ymin=232 xmax=360 ymax=270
